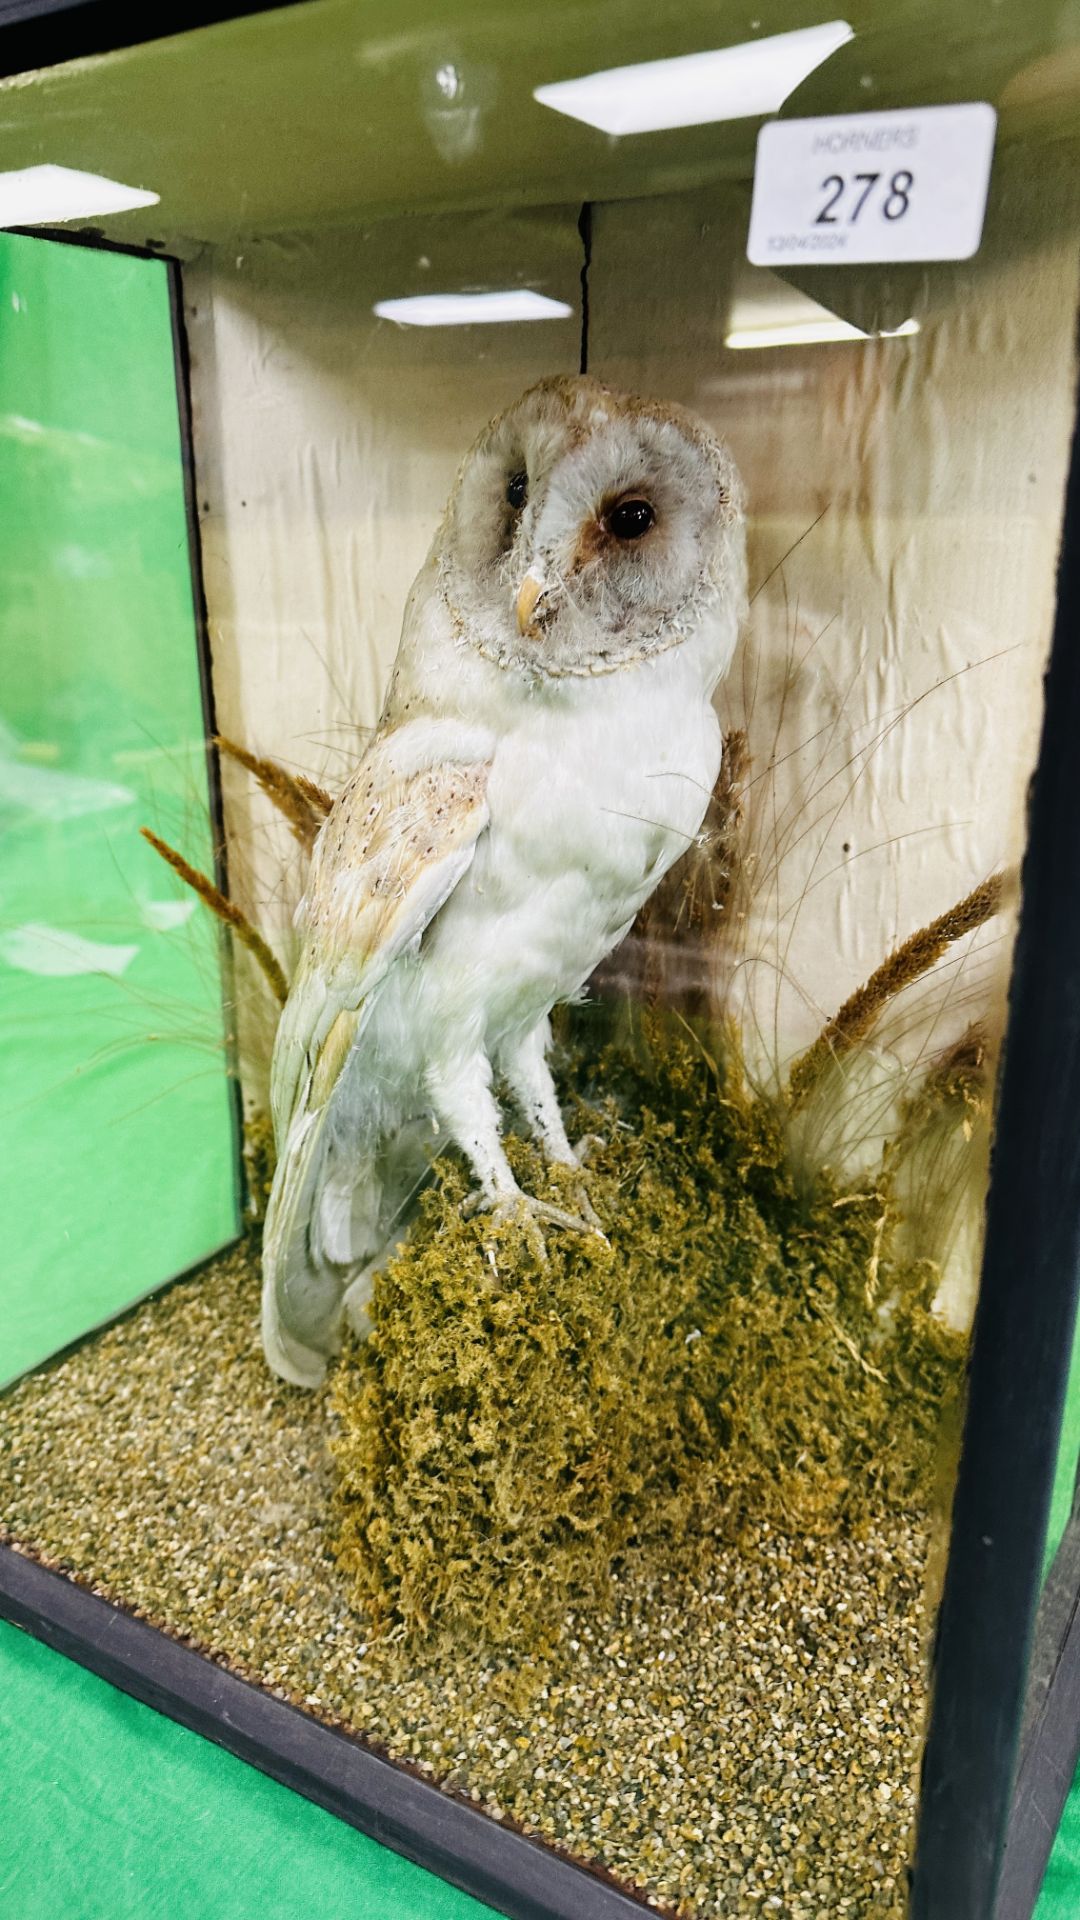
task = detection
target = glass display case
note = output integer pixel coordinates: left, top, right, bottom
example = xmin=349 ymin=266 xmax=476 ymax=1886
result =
xmin=1 ymin=5 xmax=1079 ymax=1917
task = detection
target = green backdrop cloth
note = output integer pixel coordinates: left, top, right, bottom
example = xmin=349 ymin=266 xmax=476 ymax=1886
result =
xmin=0 ymin=1621 xmax=493 ymax=1920
xmin=1045 ymin=1303 xmax=1080 ymax=1576
xmin=0 ymin=1613 xmax=1077 ymax=1917
xmin=1038 ymin=1775 xmax=1080 ymax=1919
xmin=0 ymin=233 xmax=239 ymax=1386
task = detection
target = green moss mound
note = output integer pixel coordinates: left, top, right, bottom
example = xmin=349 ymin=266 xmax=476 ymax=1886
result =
xmin=330 ymin=1027 xmax=966 ymax=1646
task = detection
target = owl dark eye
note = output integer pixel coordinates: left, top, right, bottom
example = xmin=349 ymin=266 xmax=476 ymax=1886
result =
xmin=607 ymin=497 xmax=655 ymax=541
xmin=506 ymin=470 xmax=528 ymax=512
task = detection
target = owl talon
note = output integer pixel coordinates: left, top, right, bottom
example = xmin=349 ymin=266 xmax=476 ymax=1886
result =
xmin=572 ymin=1133 xmax=606 ymax=1168
xmin=465 ymin=1188 xmax=608 ymax=1260
xmin=529 ymin=1195 xmax=608 ymax=1245
xmin=570 ymin=1183 xmax=605 ymax=1234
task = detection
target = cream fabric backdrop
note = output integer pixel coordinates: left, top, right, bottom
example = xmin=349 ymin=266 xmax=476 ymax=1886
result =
xmin=185 ymin=150 xmax=1078 ymax=1286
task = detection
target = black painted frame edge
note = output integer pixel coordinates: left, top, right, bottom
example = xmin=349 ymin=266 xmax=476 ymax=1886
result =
xmin=910 ymin=346 xmax=1080 ymax=1919
xmin=0 ymin=1546 xmax=654 ymax=1920
xmin=165 ymin=250 xmax=248 ymax=1228
xmin=0 ymin=0 xmax=307 ymax=77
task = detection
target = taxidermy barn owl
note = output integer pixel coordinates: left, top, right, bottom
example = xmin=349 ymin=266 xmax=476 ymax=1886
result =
xmin=263 ymin=374 xmax=746 ymax=1387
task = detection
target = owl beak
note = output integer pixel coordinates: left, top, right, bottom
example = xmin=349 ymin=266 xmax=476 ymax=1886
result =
xmin=516 ymin=565 xmax=547 ymax=637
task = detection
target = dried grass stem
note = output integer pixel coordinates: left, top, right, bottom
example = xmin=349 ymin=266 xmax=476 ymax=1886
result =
xmin=215 ymin=735 xmax=333 ymax=851
xmin=140 ymin=826 xmax=289 ymax=1006
xmin=786 ymin=874 xmax=1005 ymax=1107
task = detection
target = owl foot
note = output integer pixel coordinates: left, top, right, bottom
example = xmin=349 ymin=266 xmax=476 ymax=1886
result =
xmin=464 ymin=1187 xmax=609 ymax=1262
xmin=565 ymin=1139 xmax=607 ymax=1233
xmin=566 ymin=1180 xmax=605 ymax=1234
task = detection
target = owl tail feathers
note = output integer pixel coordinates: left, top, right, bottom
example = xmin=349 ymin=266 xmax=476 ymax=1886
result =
xmin=261 ymin=1097 xmax=389 ymax=1387
xmin=263 ymin=995 xmax=372 ymax=1388
xmin=261 ymin=1294 xmax=331 ymax=1391
xmin=261 ymin=1102 xmax=346 ymax=1389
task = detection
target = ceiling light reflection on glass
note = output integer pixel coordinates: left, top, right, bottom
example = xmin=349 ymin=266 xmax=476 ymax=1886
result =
xmin=374 ymin=291 xmax=573 ymax=327
xmin=533 ymin=22 xmax=854 ymax=136
xmin=726 ymin=316 xmax=919 ymax=350
xmin=0 ymin=165 xmax=159 ymax=228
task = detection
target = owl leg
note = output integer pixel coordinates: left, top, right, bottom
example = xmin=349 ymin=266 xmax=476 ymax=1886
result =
xmin=500 ymin=1021 xmax=603 ymax=1173
xmin=426 ymin=1049 xmax=604 ymax=1250
xmin=426 ymin=1050 xmax=519 ymax=1202
xmin=499 ymin=1019 xmax=576 ymax=1166
xmin=498 ymin=1024 xmax=605 ymax=1235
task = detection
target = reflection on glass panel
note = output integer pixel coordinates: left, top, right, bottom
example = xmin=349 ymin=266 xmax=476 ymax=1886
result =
xmin=0 ymin=233 xmax=239 ymax=1383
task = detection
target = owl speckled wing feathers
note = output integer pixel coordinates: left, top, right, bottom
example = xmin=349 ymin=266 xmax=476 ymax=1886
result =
xmin=261 ymin=374 xmax=746 ymax=1388
xmin=262 ymin=724 xmax=491 ymax=1385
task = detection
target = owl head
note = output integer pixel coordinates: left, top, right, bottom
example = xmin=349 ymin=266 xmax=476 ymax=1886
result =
xmin=436 ymin=374 xmax=746 ymax=683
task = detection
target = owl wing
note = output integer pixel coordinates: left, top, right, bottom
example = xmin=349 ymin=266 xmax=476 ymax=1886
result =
xmin=262 ymin=720 xmax=492 ymax=1384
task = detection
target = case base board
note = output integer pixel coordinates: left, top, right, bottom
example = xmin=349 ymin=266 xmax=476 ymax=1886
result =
xmin=0 ymin=1543 xmax=653 ymax=1920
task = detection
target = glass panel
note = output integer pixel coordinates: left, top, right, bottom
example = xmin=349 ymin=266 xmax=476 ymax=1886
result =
xmin=0 ymin=9 xmax=1078 ymax=1917
xmin=0 ymin=232 xmax=240 ymax=1383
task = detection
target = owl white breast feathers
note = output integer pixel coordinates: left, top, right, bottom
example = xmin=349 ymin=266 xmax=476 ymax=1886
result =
xmin=262 ymin=374 xmax=746 ymax=1386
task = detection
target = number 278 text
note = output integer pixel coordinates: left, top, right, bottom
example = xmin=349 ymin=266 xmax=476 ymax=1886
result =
xmin=814 ymin=171 xmax=914 ymax=225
